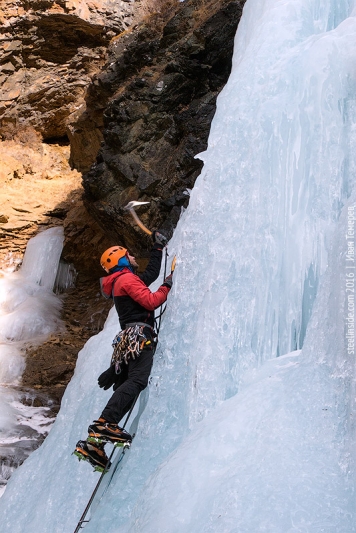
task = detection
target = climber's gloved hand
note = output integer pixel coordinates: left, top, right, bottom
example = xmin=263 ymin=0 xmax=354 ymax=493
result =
xmin=98 ymin=365 xmax=116 ymax=390
xmin=163 ymin=273 xmax=173 ymax=288
xmin=152 ymin=229 xmax=167 ymax=246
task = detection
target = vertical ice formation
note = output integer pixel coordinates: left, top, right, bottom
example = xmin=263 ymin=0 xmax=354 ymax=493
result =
xmin=100 ymin=197 xmax=356 ymax=533
xmin=0 ymin=227 xmax=64 ymax=349
xmin=0 ymin=1 xmax=355 ymax=532
xmin=0 ymin=227 xmax=64 ymax=480
xmin=20 ymin=226 xmax=64 ymax=290
xmin=53 ymin=260 xmax=77 ymax=294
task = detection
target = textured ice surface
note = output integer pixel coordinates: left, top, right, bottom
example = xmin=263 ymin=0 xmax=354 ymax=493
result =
xmin=0 ymin=0 xmax=356 ymax=531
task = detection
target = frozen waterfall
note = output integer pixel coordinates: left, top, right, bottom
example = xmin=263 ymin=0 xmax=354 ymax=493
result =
xmin=0 ymin=226 xmax=64 ymax=383
xmin=0 ymin=0 xmax=355 ymax=531
xmin=0 ymin=227 xmax=65 ymax=495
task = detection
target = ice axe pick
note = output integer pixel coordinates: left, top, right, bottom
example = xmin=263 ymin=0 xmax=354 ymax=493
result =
xmin=123 ymin=201 xmax=152 ymax=236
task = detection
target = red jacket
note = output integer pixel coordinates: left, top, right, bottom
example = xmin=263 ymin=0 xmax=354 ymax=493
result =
xmin=100 ymin=244 xmax=170 ymax=329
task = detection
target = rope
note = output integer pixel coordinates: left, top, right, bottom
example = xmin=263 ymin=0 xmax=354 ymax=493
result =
xmin=156 ymin=248 xmax=168 ymax=336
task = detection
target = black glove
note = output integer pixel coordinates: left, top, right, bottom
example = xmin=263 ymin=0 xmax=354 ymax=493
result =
xmin=98 ymin=365 xmax=117 ymax=390
xmin=152 ymin=230 xmax=167 ymax=246
xmin=163 ymin=273 xmax=173 ymax=288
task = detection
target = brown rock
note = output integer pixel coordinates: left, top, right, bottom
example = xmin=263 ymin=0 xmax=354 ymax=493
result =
xmin=74 ymin=0 xmax=246 ymax=256
xmin=0 ymin=0 xmax=136 ymax=141
xmin=0 ymin=139 xmax=83 ymax=265
xmin=0 ymin=70 xmax=25 ymax=101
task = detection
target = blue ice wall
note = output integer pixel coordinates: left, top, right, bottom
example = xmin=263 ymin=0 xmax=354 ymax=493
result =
xmin=0 ymin=1 xmax=355 ymax=531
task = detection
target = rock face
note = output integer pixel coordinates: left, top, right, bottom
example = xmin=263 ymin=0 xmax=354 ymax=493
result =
xmin=71 ymin=0 xmax=246 ymax=257
xmin=0 ymin=139 xmax=81 ymax=267
xmin=0 ymin=0 xmax=134 ymax=141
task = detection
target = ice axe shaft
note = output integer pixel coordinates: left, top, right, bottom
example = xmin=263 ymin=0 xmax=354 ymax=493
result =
xmin=129 ymin=208 xmax=152 ymax=236
xmin=124 ymin=201 xmax=152 ymax=236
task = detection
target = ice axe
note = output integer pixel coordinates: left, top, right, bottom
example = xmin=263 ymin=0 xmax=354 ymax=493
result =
xmin=123 ymin=201 xmax=152 ymax=236
xmin=124 ymin=200 xmax=171 ymax=251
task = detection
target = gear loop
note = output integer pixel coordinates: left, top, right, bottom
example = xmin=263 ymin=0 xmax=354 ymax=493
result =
xmin=111 ymin=325 xmax=150 ymax=374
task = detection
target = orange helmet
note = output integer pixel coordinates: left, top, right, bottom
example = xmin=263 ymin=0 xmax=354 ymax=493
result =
xmin=100 ymin=246 xmax=128 ymax=272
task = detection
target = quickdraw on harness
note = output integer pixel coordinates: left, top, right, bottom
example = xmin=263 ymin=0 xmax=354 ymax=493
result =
xmin=111 ymin=324 xmax=154 ymax=374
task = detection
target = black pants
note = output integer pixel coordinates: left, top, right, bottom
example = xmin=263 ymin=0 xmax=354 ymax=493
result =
xmin=101 ymin=347 xmax=154 ymax=425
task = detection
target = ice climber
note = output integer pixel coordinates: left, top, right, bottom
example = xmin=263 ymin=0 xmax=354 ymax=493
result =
xmin=75 ymin=231 xmax=172 ymax=469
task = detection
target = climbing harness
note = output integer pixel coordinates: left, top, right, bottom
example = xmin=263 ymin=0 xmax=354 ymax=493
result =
xmin=111 ymin=324 xmax=155 ymax=374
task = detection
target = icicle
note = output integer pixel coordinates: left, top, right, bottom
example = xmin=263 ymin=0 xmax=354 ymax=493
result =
xmin=20 ymin=227 xmax=64 ymax=290
xmin=53 ymin=261 xmax=77 ymax=294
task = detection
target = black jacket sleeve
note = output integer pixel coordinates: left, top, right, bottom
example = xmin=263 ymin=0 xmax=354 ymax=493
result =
xmin=139 ymin=243 xmax=164 ymax=287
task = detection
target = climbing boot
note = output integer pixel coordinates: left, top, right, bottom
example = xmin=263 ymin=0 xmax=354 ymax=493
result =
xmin=74 ymin=440 xmax=111 ymax=471
xmin=87 ymin=418 xmax=132 ymax=445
